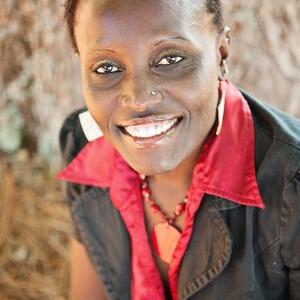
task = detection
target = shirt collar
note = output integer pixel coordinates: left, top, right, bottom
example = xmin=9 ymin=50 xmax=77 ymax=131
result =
xmin=57 ymin=81 xmax=265 ymax=209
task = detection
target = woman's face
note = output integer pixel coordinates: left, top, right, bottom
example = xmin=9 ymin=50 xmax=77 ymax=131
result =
xmin=74 ymin=0 xmax=228 ymax=175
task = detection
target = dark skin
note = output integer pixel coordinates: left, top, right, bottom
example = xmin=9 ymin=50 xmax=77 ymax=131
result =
xmin=72 ymin=0 xmax=230 ymax=298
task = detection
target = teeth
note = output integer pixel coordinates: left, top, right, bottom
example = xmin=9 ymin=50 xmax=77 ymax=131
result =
xmin=124 ymin=118 xmax=177 ymax=138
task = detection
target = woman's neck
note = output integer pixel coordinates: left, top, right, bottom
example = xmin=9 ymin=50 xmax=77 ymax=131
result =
xmin=148 ymin=145 xmax=202 ymax=198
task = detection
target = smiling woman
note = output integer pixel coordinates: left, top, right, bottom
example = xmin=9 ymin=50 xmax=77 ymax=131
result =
xmin=57 ymin=1 xmax=300 ymax=300
xmin=72 ymin=0 xmax=228 ymax=177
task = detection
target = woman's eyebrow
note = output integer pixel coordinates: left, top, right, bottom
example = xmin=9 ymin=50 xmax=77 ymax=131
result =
xmin=93 ymin=35 xmax=188 ymax=47
xmin=153 ymin=36 xmax=190 ymax=46
xmin=87 ymin=35 xmax=189 ymax=55
xmin=86 ymin=48 xmax=116 ymax=57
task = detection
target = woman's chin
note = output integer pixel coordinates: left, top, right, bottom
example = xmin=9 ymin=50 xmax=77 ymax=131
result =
xmin=125 ymin=153 xmax=179 ymax=175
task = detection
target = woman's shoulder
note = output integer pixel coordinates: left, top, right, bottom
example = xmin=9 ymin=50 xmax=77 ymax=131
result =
xmin=242 ymin=91 xmax=300 ymax=270
xmin=242 ymin=89 xmax=300 ymax=178
xmin=242 ymin=89 xmax=300 ymax=150
xmin=242 ymin=89 xmax=300 ymax=193
xmin=59 ymin=107 xmax=88 ymax=164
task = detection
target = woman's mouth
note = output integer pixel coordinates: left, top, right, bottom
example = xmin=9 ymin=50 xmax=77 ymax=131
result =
xmin=124 ymin=118 xmax=178 ymax=138
xmin=118 ymin=116 xmax=182 ymax=147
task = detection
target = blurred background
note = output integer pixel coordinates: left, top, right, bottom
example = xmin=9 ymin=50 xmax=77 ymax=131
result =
xmin=0 ymin=0 xmax=299 ymax=299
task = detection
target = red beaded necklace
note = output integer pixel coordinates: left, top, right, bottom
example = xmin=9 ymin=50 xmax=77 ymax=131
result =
xmin=140 ymin=174 xmax=188 ymax=264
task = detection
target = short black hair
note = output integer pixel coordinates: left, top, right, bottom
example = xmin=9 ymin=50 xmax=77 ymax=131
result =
xmin=64 ymin=0 xmax=224 ymax=53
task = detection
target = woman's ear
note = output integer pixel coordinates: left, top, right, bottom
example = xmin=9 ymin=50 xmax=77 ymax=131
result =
xmin=218 ymin=26 xmax=231 ymax=63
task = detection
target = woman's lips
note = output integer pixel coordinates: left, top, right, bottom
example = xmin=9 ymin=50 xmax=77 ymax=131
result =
xmin=118 ymin=115 xmax=182 ymax=146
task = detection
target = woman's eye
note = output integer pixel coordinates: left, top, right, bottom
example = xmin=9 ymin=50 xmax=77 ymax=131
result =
xmin=156 ymin=55 xmax=184 ymax=66
xmin=94 ymin=63 xmax=121 ymax=74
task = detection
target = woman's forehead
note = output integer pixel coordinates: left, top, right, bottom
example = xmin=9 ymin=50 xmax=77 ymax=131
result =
xmin=75 ymin=0 xmax=213 ymax=43
xmin=76 ymin=0 xmax=209 ymax=25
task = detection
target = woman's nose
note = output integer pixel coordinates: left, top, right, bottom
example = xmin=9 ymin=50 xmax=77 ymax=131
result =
xmin=120 ymin=78 xmax=164 ymax=112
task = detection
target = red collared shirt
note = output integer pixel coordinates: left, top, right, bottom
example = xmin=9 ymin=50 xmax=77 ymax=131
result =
xmin=58 ymin=81 xmax=265 ymax=300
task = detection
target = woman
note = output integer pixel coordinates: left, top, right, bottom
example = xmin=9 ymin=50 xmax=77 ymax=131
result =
xmin=58 ymin=0 xmax=300 ymax=299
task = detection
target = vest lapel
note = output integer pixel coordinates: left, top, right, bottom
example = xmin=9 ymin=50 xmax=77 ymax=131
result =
xmin=178 ymin=195 xmax=238 ymax=300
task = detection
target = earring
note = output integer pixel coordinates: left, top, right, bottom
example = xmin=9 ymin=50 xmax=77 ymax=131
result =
xmin=216 ymin=59 xmax=228 ymax=135
xmin=150 ymin=90 xmax=157 ymax=96
xmin=78 ymin=110 xmax=103 ymax=142
xmin=218 ymin=59 xmax=229 ymax=81
xmin=216 ymin=81 xmax=226 ymax=136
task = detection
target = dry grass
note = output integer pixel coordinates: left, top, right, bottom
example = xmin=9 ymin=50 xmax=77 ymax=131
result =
xmin=0 ymin=151 xmax=72 ymax=300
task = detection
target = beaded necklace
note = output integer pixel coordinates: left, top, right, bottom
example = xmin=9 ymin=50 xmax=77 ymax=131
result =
xmin=140 ymin=175 xmax=188 ymax=264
